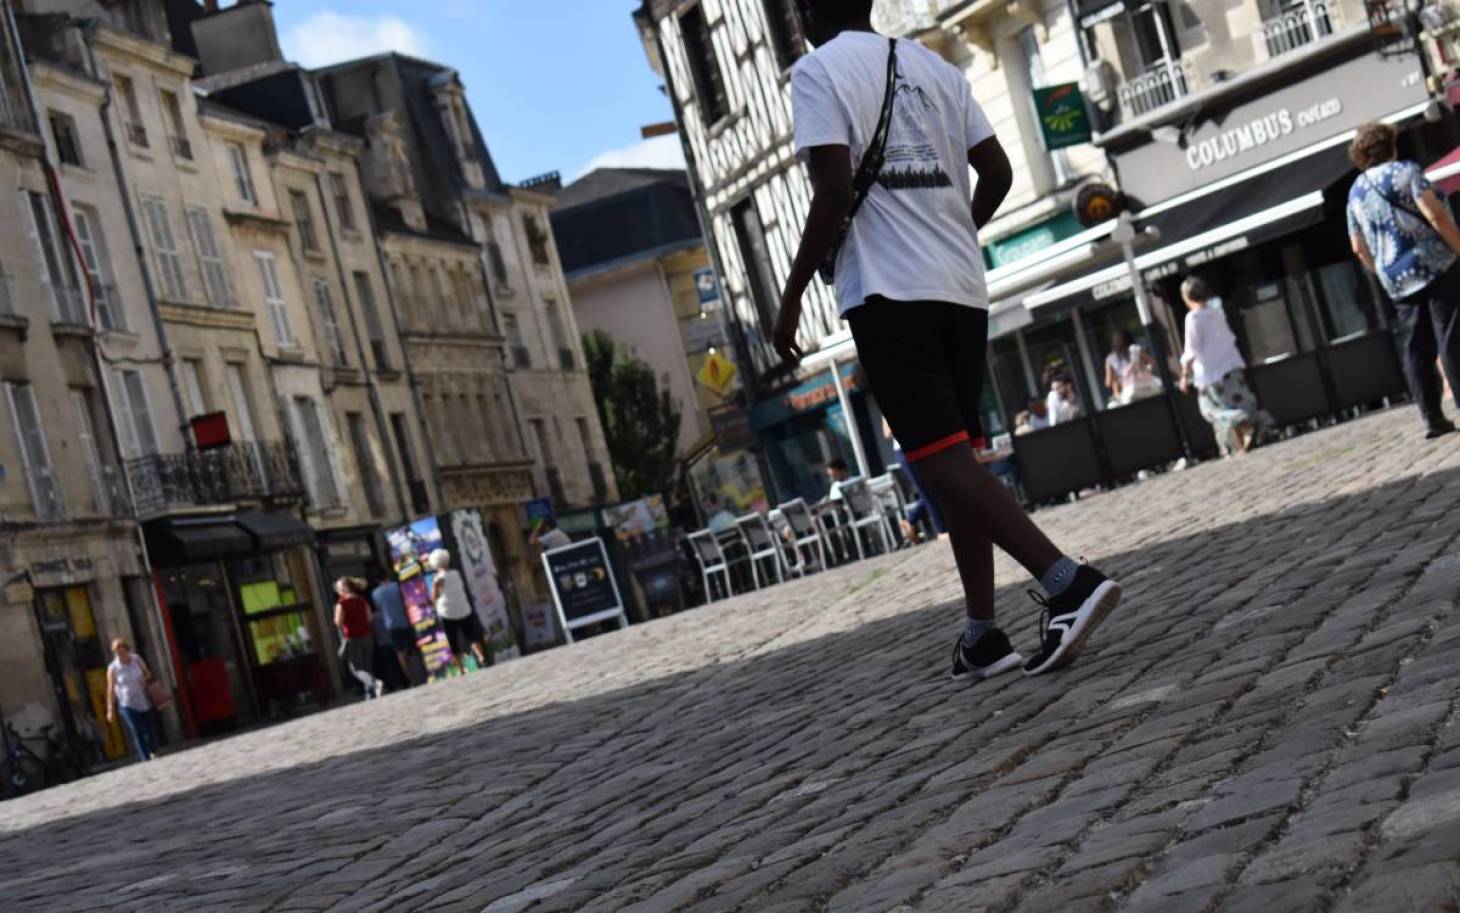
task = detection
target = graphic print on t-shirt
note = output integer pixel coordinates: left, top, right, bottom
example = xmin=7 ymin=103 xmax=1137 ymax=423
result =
xmin=879 ymin=64 xmax=952 ymax=191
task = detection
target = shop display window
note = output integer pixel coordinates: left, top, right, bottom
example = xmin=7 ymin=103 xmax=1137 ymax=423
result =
xmin=228 ymin=553 xmax=315 ymax=668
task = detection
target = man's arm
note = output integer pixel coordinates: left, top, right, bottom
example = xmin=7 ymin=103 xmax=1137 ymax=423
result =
xmin=774 ymin=144 xmax=854 ymax=367
xmin=1417 ymin=189 xmax=1460 ymax=255
xmin=969 ymin=137 xmax=1013 ymax=230
xmin=1351 ymin=232 xmax=1376 ymax=274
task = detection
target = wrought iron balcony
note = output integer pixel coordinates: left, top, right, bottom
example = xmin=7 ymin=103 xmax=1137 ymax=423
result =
xmin=126 ymin=441 xmax=306 ymax=516
xmin=1257 ymin=1 xmax=1339 ymax=58
xmin=96 ymin=465 xmax=133 ymax=517
xmin=1118 ymin=58 xmax=1195 ymax=118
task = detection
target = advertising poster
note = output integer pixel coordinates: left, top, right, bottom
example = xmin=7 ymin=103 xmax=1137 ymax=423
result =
xmin=384 ymin=517 xmax=455 ymax=679
xmin=449 ymin=508 xmax=521 ymax=664
xmin=521 ymin=601 xmax=558 ymax=648
xmin=602 ymin=495 xmax=669 ymax=542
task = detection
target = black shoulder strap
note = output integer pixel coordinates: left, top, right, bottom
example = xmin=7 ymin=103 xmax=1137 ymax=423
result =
xmin=819 ymin=38 xmax=898 ymax=284
xmin=1363 ymin=169 xmax=1426 ymax=222
xmin=846 ymin=37 xmax=899 ymax=221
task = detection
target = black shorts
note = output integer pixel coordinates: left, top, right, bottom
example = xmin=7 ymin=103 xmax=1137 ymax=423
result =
xmin=388 ymin=627 xmax=418 ymax=653
xmin=441 ymin=615 xmax=484 ymax=656
xmin=847 ymin=296 xmax=988 ymax=461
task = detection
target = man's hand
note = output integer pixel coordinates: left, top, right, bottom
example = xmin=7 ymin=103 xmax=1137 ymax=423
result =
xmin=774 ymin=293 xmax=805 ymax=367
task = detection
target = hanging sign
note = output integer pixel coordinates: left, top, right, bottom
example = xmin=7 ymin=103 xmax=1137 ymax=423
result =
xmin=1033 ymin=83 xmax=1092 ymax=150
xmin=541 ymin=537 xmax=628 ymax=644
xmin=697 ymin=351 xmax=738 ymax=396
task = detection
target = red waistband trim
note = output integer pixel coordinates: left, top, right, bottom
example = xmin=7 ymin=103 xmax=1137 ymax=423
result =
xmin=906 ymin=430 xmax=971 ymax=462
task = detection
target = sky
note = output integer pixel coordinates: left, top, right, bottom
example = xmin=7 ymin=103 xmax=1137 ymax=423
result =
xmin=273 ymin=1 xmax=686 ymax=185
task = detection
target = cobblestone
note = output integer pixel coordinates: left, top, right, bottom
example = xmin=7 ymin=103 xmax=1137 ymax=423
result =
xmin=3 ymin=409 xmax=1460 ymax=911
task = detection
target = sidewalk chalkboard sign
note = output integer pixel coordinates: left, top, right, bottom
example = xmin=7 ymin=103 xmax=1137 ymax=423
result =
xmin=541 ymin=537 xmax=628 ymax=643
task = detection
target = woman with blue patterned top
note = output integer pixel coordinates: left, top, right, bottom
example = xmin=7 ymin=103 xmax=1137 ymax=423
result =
xmin=1347 ymin=122 xmax=1460 ymax=439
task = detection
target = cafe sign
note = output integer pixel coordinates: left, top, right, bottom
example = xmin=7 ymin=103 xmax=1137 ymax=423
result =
xmin=1111 ymin=49 xmax=1425 ymax=205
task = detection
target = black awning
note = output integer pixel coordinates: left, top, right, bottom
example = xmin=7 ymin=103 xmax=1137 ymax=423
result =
xmin=234 ymin=510 xmax=315 ymax=551
xmin=1136 ymin=143 xmax=1355 ymax=252
xmin=145 ymin=518 xmax=253 ymax=566
xmin=1027 ymin=143 xmax=1356 ymax=316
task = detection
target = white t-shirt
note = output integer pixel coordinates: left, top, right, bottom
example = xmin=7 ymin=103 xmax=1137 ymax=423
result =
xmin=792 ymin=32 xmax=994 ymax=315
xmin=434 ymin=569 xmax=473 ymax=621
xmin=1181 ymin=307 xmax=1247 ymax=389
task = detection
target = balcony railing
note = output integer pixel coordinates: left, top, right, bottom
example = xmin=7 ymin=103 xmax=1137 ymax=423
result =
xmin=0 ymin=83 xmax=32 ymax=134
xmin=97 ymin=465 xmax=133 ymax=517
xmin=1257 ymin=1 xmax=1339 ymax=58
xmin=27 ymin=468 xmax=65 ymax=522
xmin=125 ymin=122 xmax=148 ymax=148
xmin=126 ymin=441 xmax=305 ymax=516
xmin=1118 ymin=58 xmax=1194 ymax=118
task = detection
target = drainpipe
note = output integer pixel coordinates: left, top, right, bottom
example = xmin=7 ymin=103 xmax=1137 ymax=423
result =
xmin=356 ymin=157 xmax=447 ymax=520
xmin=74 ymin=20 xmax=191 ymax=445
xmin=312 ymin=166 xmax=409 ymax=523
xmin=9 ymin=10 xmax=184 ymax=713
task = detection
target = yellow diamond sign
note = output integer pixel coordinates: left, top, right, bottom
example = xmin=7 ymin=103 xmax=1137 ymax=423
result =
xmin=697 ymin=351 xmax=737 ymax=397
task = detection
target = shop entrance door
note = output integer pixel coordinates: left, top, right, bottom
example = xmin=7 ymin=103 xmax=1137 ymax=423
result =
xmin=228 ymin=552 xmax=326 ymax=717
xmin=32 ymin=586 xmax=127 ymax=763
xmin=160 ymin=563 xmax=255 ymax=735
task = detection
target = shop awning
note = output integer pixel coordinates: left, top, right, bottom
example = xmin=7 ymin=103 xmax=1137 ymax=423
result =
xmin=234 ymin=510 xmax=315 ymax=551
xmin=145 ymin=517 xmax=253 ymax=565
xmin=1025 ymin=144 xmax=1357 ymax=315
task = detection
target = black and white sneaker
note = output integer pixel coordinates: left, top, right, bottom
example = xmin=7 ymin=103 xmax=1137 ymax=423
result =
xmin=950 ymin=627 xmax=1023 ymax=681
xmin=1023 ymin=565 xmax=1122 ymax=676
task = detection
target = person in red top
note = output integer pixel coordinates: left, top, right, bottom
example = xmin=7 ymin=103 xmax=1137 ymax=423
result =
xmin=334 ymin=577 xmax=383 ymax=699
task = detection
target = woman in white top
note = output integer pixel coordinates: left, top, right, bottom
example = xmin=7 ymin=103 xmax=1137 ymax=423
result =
xmin=1178 ymin=276 xmax=1275 ymax=455
xmin=1105 ymin=331 xmax=1162 ymax=406
xmin=105 ymin=638 xmax=156 ymax=761
xmin=430 ymin=549 xmax=488 ymax=674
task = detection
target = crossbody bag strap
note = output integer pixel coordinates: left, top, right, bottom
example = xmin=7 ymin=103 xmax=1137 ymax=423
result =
xmin=819 ymin=37 xmax=899 ymax=285
xmin=1363 ymin=171 xmax=1426 ymax=222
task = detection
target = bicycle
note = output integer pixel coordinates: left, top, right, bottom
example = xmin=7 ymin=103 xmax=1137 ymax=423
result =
xmin=0 ymin=722 xmax=81 ymax=800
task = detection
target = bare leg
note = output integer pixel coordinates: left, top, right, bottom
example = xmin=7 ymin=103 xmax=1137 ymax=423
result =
xmin=913 ymin=444 xmax=1064 ymax=622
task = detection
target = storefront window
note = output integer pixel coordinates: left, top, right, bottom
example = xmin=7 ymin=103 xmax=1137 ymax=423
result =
xmin=1313 ymin=260 xmax=1379 ymax=342
xmin=1022 ymin=316 xmax=1097 ymax=416
xmin=1082 ymin=298 xmax=1148 ymax=405
xmin=230 ymin=553 xmax=313 ymax=668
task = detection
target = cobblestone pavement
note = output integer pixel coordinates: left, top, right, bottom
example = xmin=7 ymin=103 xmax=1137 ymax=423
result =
xmin=5 ymin=409 xmax=1460 ymax=913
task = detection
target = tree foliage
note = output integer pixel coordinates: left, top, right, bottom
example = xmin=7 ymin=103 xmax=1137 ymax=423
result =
xmin=583 ymin=330 xmax=682 ymax=501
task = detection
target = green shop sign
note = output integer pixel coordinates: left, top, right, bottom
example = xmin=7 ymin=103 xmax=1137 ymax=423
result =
xmin=1033 ymin=82 xmax=1092 ymax=151
xmin=984 ymin=211 xmax=1083 ymax=269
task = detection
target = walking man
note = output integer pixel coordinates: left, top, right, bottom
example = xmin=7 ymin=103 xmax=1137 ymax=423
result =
xmin=775 ymin=0 xmax=1122 ymax=677
xmin=1348 ymin=122 xmax=1460 ymax=438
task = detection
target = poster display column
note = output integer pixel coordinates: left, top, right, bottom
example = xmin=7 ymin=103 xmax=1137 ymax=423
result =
xmin=449 ymin=509 xmax=522 ymax=664
xmin=541 ymin=538 xmax=629 ymax=644
xmin=384 ymin=517 xmax=456 ymax=679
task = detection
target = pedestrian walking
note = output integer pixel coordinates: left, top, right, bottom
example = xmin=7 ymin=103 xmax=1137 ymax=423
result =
xmin=1106 ymin=331 xmax=1161 ymax=406
xmin=334 ymin=577 xmax=384 ymax=700
xmin=1346 ymin=122 xmax=1460 ymax=439
xmin=105 ymin=639 xmax=156 ymax=761
xmin=775 ymin=0 xmax=1122 ymax=679
xmin=1177 ymin=276 xmax=1275 ymax=456
xmin=430 ymin=549 xmax=489 ymax=674
xmin=370 ymin=566 xmax=420 ymax=688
